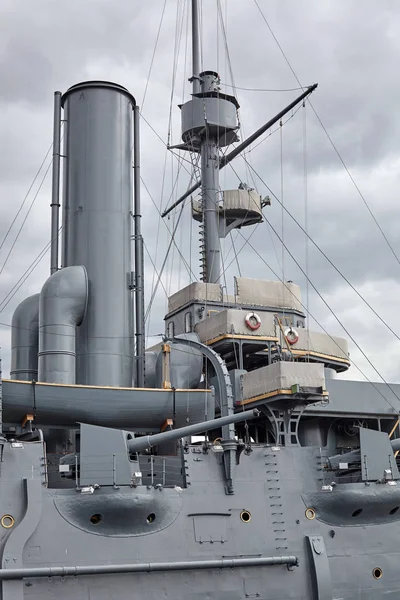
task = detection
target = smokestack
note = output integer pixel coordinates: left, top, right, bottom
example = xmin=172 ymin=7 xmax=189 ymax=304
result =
xmin=61 ymin=81 xmax=136 ymax=387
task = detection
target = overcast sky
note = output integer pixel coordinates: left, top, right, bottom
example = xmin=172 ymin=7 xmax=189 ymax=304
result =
xmin=1 ymin=0 xmax=400 ymax=388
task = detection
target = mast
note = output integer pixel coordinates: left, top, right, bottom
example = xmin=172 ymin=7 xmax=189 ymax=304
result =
xmin=177 ymin=2 xmax=317 ymax=284
xmin=191 ymin=1 xmax=224 ymax=283
xmin=200 ymin=74 xmax=221 ymax=284
xmin=162 ymin=84 xmax=318 ymax=219
xmin=191 ymin=0 xmax=201 ymax=95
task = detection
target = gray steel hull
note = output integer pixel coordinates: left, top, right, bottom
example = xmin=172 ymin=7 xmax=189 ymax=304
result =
xmin=1 ymin=440 xmax=398 ymax=599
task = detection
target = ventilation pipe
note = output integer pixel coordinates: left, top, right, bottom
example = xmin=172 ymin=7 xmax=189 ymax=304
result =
xmin=38 ymin=266 xmax=87 ymax=384
xmin=10 ymin=294 xmax=40 ymax=381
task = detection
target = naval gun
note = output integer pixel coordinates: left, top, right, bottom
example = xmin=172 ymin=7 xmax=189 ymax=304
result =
xmin=126 ymin=408 xmax=260 ymax=453
xmin=328 ymin=433 xmax=400 ymax=470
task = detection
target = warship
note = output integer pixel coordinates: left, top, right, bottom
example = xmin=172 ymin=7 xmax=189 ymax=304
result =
xmin=1 ymin=1 xmax=400 ymax=599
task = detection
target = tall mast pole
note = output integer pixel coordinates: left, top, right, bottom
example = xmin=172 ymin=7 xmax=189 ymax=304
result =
xmin=191 ymin=0 xmax=201 ymax=95
xmin=200 ymin=115 xmax=221 ymax=284
xmin=191 ymin=0 xmax=221 ymax=283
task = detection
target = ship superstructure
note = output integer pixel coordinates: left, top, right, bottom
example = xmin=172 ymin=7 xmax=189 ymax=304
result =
xmin=1 ymin=2 xmax=400 ymax=599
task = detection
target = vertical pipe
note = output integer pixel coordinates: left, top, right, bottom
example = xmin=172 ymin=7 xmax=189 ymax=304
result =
xmin=133 ymin=106 xmax=145 ymax=387
xmin=191 ymin=0 xmax=201 ymax=94
xmin=50 ymin=91 xmax=62 ymax=275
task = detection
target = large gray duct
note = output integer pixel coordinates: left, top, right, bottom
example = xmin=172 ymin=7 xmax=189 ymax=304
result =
xmin=38 ymin=266 xmax=87 ymax=384
xmin=10 ymin=294 xmax=40 ymax=381
xmin=61 ymin=81 xmax=135 ymax=387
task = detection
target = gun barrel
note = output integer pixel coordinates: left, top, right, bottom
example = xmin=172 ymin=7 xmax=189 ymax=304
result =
xmin=127 ymin=408 xmax=260 ymax=453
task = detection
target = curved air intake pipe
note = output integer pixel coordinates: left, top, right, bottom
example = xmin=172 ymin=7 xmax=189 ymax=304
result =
xmin=10 ymin=294 xmax=40 ymax=381
xmin=38 ymin=266 xmax=88 ymax=384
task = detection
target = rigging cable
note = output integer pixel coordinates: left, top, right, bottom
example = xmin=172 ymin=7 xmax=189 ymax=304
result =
xmin=141 ymin=177 xmax=195 ymax=279
xmin=0 ymin=142 xmax=52 ymax=255
xmin=138 ymin=0 xmax=175 ymax=322
xmin=148 ymin=147 xmax=170 ymax=330
xmin=225 ymin=159 xmax=281 ymax=274
xmin=242 ymin=155 xmax=400 ymax=347
xmin=247 ymin=102 xmax=303 ymax=154
xmin=253 ymin=0 xmax=400 ymax=268
xmin=144 ymin=199 xmax=185 ymax=323
xmin=142 ymin=240 xmax=170 ymax=317
xmin=0 ymin=158 xmax=53 ymax=276
xmin=230 ymin=231 xmax=242 ymax=277
xmin=167 ymin=0 xmax=187 ymax=148
xmin=0 ymin=208 xmax=79 ymax=314
xmin=264 ymin=207 xmax=400 ymax=405
xmin=216 ymin=0 xmax=264 ymax=283
xmin=235 ymin=228 xmax=400 ymax=412
xmin=216 ymin=0 xmax=254 ymax=188
xmin=141 ymin=0 xmax=168 ymax=109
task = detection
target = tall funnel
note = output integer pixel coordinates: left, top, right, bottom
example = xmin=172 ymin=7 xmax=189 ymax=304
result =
xmin=61 ymin=81 xmax=135 ymax=387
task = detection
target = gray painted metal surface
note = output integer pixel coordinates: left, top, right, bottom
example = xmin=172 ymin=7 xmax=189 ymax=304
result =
xmin=10 ymin=294 xmax=39 ymax=381
xmin=2 ymin=379 xmax=214 ymax=430
xmin=191 ymin=0 xmax=201 ymax=95
xmin=319 ymin=378 xmax=400 ymax=415
xmin=201 ymin=137 xmax=221 ymax=283
xmin=61 ymin=81 xmax=134 ymax=387
xmin=0 ymin=440 xmax=399 ymax=598
xmin=162 ymin=84 xmax=318 ymax=219
xmin=154 ymin=333 xmax=203 ymax=389
xmin=126 ymin=408 xmax=259 ymax=453
xmin=359 ymin=427 xmax=399 ymax=481
xmin=38 ymin=266 xmax=87 ymax=383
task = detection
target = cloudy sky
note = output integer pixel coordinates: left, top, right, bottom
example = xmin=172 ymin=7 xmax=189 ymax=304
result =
xmin=1 ymin=0 xmax=400 ymax=388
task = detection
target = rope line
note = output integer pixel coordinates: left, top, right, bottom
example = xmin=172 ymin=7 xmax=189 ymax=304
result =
xmin=253 ymin=0 xmax=400 ymax=268
xmin=141 ymin=0 xmax=168 ymax=109
xmin=242 ymin=156 xmax=400 ymax=347
xmin=236 ymin=229 xmax=400 ymax=412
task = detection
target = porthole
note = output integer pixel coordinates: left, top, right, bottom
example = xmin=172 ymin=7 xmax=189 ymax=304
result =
xmin=240 ymin=510 xmax=251 ymax=523
xmin=373 ymin=567 xmax=383 ymax=580
xmin=90 ymin=513 xmax=102 ymax=525
xmin=1 ymin=515 xmax=14 ymax=529
xmin=146 ymin=513 xmax=156 ymax=524
xmin=390 ymin=506 xmax=399 ymax=515
xmin=305 ymin=508 xmax=316 ymax=520
xmin=352 ymin=508 xmax=363 ymax=517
